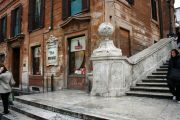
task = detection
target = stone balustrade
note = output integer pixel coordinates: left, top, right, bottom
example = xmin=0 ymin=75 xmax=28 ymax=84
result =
xmin=88 ymin=22 xmax=176 ymax=97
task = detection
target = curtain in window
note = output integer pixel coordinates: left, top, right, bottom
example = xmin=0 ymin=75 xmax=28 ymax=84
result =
xmin=14 ymin=8 xmax=20 ymax=36
xmin=35 ymin=0 xmax=41 ymax=26
xmin=33 ymin=47 xmax=41 ymax=75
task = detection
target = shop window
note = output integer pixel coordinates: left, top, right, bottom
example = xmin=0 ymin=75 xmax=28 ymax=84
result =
xmin=62 ymin=0 xmax=89 ymax=19
xmin=69 ymin=36 xmax=86 ymax=75
xmin=151 ymin=0 xmax=158 ymax=21
xmin=0 ymin=16 xmax=7 ymax=42
xmin=11 ymin=5 xmax=22 ymax=37
xmin=0 ymin=54 xmax=5 ymax=63
xmin=28 ymin=0 xmax=45 ymax=32
xmin=32 ymin=46 xmax=41 ymax=75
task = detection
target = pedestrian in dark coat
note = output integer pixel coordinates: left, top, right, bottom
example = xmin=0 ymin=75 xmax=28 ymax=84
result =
xmin=0 ymin=64 xmax=15 ymax=114
xmin=167 ymin=49 xmax=180 ymax=103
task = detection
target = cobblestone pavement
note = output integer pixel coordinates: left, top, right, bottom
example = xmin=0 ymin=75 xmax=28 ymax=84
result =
xmin=1 ymin=90 xmax=180 ymax=120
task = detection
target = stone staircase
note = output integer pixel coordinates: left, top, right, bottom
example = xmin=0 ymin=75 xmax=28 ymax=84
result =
xmin=126 ymin=62 xmax=173 ymax=99
xmin=0 ymin=99 xmax=85 ymax=120
xmin=0 ymin=94 xmax=109 ymax=120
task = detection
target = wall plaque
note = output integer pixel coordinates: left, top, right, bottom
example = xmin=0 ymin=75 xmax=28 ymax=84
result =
xmin=46 ymin=35 xmax=58 ymax=66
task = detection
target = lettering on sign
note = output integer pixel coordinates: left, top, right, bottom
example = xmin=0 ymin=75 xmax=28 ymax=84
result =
xmin=46 ymin=35 xmax=58 ymax=66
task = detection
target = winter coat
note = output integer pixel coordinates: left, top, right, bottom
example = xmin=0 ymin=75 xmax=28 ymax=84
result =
xmin=168 ymin=55 xmax=180 ymax=70
xmin=0 ymin=71 xmax=15 ymax=93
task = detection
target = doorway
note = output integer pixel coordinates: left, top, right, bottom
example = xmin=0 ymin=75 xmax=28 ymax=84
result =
xmin=67 ymin=36 xmax=86 ymax=90
xmin=12 ymin=47 xmax=20 ymax=87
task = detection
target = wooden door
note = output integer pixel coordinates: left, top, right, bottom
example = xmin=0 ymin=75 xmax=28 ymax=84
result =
xmin=119 ymin=28 xmax=131 ymax=57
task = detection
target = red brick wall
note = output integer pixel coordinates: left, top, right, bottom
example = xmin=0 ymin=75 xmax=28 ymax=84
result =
xmin=0 ymin=0 xmax=175 ymax=90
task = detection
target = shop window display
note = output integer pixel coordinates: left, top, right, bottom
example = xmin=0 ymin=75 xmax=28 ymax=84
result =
xmin=69 ymin=36 xmax=86 ymax=75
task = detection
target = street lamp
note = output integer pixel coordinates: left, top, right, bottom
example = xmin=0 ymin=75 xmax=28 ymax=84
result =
xmin=166 ymin=0 xmax=174 ymax=37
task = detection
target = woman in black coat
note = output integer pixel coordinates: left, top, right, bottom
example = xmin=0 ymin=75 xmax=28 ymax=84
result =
xmin=167 ymin=49 xmax=180 ymax=102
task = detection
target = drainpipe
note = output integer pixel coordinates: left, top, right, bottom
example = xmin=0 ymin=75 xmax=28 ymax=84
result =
xmin=158 ymin=0 xmax=163 ymax=38
xmin=49 ymin=0 xmax=53 ymax=30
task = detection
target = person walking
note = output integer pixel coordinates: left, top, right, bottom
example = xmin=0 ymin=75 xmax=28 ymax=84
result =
xmin=167 ymin=49 xmax=180 ymax=102
xmin=0 ymin=64 xmax=15 ymax=114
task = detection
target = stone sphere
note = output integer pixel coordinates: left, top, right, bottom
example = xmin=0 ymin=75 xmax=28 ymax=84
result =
xmin=98 ymin=22 xmax=114 ymax=37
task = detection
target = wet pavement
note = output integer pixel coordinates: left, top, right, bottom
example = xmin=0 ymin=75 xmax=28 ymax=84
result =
xmin=12 ymin=90 xmax=180 ymax=120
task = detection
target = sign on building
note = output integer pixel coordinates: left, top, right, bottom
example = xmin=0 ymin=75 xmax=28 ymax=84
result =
xmin=46 ymin=35 xmax=58 ymax=66
xmin=70 ymin=36 xmax=86 ymax=52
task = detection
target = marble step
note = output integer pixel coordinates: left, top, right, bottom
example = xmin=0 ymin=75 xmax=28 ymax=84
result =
xmin=0 ymin=110 xmax=35 ymax=120
xmin=152 ymin=71 xmax=167 ymax=75
xmin=136 ymin=82 xmax=168 ymax=87
xmin=163 ymin=63 xmax=169 ymax=66
xmin=147 ymin=75 xmax=167 ymax=79
xmin=10 ymin=101 xmax=82 ymax=120
xmin=14 ymin=98 xmax=110 ymax=120
xmin=126 ymin=91 xmax=172 ymax=99
xmin=159 ymin=65 xmax=168 ymax=68
xmin=156 ymin=68 xmax=168 ymax=71
xmin=142 ymin=78 xmax=167 ymax=83
xmin=130 ymin=86 xmax=170 ymax=93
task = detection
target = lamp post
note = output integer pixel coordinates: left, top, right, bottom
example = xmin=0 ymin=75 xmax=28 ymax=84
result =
xmin=166 ymin=0 xmax=174 ymax=37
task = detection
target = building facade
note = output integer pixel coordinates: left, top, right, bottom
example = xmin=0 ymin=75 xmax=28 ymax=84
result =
xmin=0 ymin=0 xmax=175 ymax=92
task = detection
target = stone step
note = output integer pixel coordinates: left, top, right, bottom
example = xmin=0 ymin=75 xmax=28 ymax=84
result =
xmin=142 ymin=78 xmax=167 ymax=83
xmin=159 ymin=65 xmax=168 ymax=68
xmin=0 ymin=110 xmax=35 ymax=120
xmin=126 ymin=91 xmax=172 ymax=99
xmin=10 ymin=101 xmax=82 ymax=120
xmin=152 ymin=71 xmax=167 ymax=75
xmin=130 ymin=86 xmax=170 ymax=93
xmin=147 ymin=75 xmax=167 ymax=79
xmin=163 ymin=63 xmax=169 ymax=66
xmin=14 ymin=97 xmax=110 ymax=120
xmin=0 ymin=102 xmax=35 ymax=120
xmin=156 ymin=68 xmax=168 ymax=71
xmin=136 ymin=82 xmax=168 ymax=87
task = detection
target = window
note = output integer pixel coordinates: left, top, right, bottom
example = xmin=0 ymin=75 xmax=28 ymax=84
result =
xmin=0 ymin=54 xmax=5 ymax=63
xmin=28 ymin=0 xmax=45 ymax=32
xmin=11 ymin=5 xmax=22 ymax=37
xmin=62 ymin=0 xmax=89 ymax=20
xmin=0 ymin=16 xmax=7 ymax=41
xmin=68 ymin=36 xmax=86 ymax=75
xmin=32 ymin=46 xmax=41 ymax=75
xmin=151 ymin=0 xmax=158 ymax=21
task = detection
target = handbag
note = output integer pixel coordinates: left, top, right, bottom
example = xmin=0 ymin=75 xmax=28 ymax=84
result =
xmin=168 ymin=68 xmax=180 ymax=80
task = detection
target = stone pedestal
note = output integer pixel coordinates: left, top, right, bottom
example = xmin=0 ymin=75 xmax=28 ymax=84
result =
xmin=91 ymin=22 xmax=126 ymax=97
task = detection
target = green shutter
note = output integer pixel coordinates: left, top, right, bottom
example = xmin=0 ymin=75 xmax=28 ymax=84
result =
xmin=62 ymin=0 xmax=70 ymax=20
xmin=11 ymin=10 xmax=15 ymax=37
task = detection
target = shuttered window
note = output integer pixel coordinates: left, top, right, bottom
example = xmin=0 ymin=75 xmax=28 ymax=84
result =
xmin=0 ymin=16 xmax=7 ymax=42
xmin=28 ymin=0 xmax=45 ymax=32
xmin=11 ymin=5 xmax=22 ymax=37
xmin=151 ymin=0 xmax=158 ymax=21
xmin=62 ymin=0 xmax=89 ymax=20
